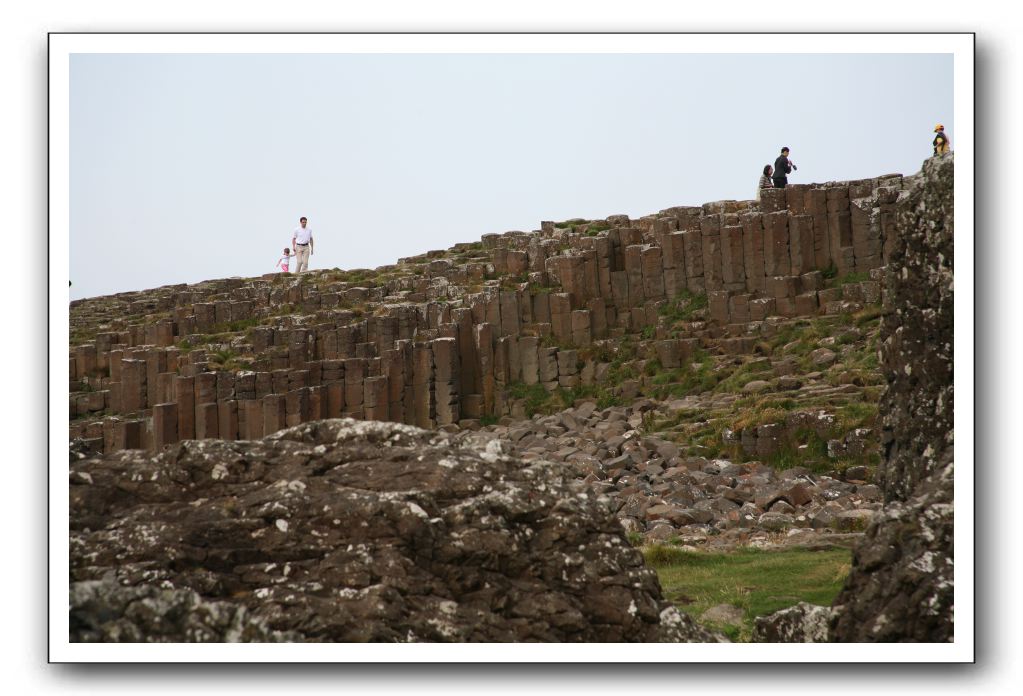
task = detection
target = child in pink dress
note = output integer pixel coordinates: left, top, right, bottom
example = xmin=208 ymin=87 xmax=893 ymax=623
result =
xmin=275 ymin=248 xmax=292 ymax=273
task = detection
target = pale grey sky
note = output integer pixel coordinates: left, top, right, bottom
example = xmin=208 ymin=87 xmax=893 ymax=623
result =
xmin=69 ymin=52 xmax=953 ymax=300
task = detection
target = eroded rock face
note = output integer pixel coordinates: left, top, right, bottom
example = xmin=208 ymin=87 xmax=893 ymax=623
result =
xmin=830 ymin=154 xmax=955 ymax=642
xmin=877 ymin=153 xmax=954 ymax=503
xmin=70 ymin=419 xmax=722 ymax=642
xmin=829 ymin=454 xmax=953 ymax=641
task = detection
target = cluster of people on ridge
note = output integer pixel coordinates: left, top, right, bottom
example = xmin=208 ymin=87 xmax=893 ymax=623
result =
xmin=755 ymin=146 xmax=798 ymax=201
xmin=272 ymin=127 xmax=954 ymax=275
xmin=755 ymin=126 xmax=951 ymax=202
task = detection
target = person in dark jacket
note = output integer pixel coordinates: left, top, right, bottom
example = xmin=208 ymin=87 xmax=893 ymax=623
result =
xmin=772 ymin=147 xmax=796 ymax=189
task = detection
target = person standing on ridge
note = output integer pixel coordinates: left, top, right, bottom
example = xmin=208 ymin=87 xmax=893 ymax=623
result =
xmin=292 ymin=216 xmax=314 ymax=273
xmin=933 ymin=124 xmax=951 ymax=155
xmin=772 ymin=147 xmax=796 ymax=189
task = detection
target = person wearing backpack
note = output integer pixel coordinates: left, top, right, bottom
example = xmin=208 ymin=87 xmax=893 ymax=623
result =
xmin=933 ymin=124 xmax=951 ymax=155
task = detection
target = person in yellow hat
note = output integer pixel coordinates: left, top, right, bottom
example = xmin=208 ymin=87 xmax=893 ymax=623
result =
xmin=933 ymin=124 xmax=951 ymax=155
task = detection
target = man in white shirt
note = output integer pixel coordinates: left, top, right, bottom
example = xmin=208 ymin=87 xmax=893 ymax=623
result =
xmin=292 ymin=216 xmax=314 ymax=273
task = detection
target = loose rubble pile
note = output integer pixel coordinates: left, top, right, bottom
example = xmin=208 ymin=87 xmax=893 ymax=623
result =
xmin=480 ymin=401 xmax=879 ymax=550
xmin=71 ymin=419 xmax=723 ymax=643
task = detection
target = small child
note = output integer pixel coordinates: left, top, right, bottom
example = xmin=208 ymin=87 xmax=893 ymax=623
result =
xmin=275 ymin=248 xmax=292 ymax=273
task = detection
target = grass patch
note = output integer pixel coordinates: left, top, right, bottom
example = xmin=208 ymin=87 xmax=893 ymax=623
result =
xmin=730 ymin=404 xmax=791 ymax=433
xmin=713 ymin=358 xmax=773 ymax=394
xmin=504 ymin=380 xmax=621 ymax=417
xmin=762 ymin=428 xmax=830 ymax=472
xmin=854 ymin=305 xmax=885 ymax=324
xmin=69 ymin=328 xmax=98 ymax=346
xmin=207 ymin=348 xmax=253 ymax=372
xmin=651 ymin=547 xmax=852 ymax=642
xmin=554 ymin=218 xmax=588 ymax=231
xmin=825 ymin=270 xmax=872 ymax=289
xmin=659 ymin=290 xmax=709 ymax=324
xmin=835 ymin=401 xmax=878 ymax=431
xmin=647 ymin=350 xmax=719 ymax=400
xmin=507 ymin=382 xmax=553 ymax=418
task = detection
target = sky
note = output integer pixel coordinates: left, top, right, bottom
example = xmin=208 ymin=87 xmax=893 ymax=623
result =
xmin=69 ymin=52 xmax=953 ymax=300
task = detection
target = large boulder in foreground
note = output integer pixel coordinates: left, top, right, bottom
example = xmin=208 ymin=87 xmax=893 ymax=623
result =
xmin=829 ymin=453 xmax=953 ymax=641
xmin=70 ymin=419 xmax=721 ymax=642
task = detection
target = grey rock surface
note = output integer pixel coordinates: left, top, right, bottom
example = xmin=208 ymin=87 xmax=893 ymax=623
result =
xmin=877 ymin=153 xmax=954 ymax=503
xmin=70 ymin=419 xmax=722 ymax=643
xmin=752 ymin=601 xmax=838 ymax=643
xmin=70 ymin=574 xmax=300 ymax=642
xmin=829 ymin=455 xmax=954 ymax=641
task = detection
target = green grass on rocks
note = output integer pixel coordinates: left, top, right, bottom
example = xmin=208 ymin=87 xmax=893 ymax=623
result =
xmin=646 ymin=546 xmax=852 ymax=642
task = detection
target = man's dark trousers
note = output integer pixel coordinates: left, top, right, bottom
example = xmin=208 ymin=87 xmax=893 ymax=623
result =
xmin=772 ymin=176 xmax=788 ymax=189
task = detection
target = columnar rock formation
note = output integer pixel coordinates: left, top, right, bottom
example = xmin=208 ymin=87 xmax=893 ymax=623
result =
xmin=70 ymin=173 xmax=907 ymax=455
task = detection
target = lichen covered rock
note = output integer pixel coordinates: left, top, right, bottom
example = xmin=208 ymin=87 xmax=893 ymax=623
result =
xmin=829 ymin=454 xmax=954 ymax=641
xmin=830 ymin=154 xmax=955 ymax=642
xmin=70 ymin=419 xmax=722 ymax=642
xmin=877 ymin=153 xmax=954 ymax=502
xmin=70 ymin=574 xmax=300 ymax=642
xmin=752 ymin=601 xmax=839 ymax=643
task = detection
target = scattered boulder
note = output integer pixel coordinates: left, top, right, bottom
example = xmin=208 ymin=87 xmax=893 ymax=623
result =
xmin=810 ymin=348 xmax=837 ymax=367
xmin=753 ymin=602 xmax=839 ymax=643
xmin=700 ymin=604 xmax=746 ymax=628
